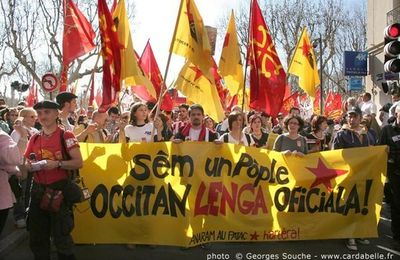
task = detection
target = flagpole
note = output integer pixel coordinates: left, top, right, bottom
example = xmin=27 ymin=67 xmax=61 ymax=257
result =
xmin=151 ymin=0 xmax=184 ymax=140
xmin=318 ymin=33 xmax=324 ymax=115
xmin=82 ymin=51 xmax=101 ymax=110
xmin=242 ymin=0 xmax=253 ymax=111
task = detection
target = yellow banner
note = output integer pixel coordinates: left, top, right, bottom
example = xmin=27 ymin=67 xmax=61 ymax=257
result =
xmin=72 ymin=143 xmax=387 ymax=247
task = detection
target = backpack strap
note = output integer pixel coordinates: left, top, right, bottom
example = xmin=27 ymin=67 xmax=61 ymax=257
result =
xmin=59 ymin=129 xmax=80 ymax=180
xmin=245 ymin=133 xmax=251 ymax=145
xmin=59 ymin=129 xmax=70 ymax=160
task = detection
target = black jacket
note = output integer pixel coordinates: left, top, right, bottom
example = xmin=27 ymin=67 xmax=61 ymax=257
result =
xmin=333 ymin=126 xmax=376 ymax=149
xmin=380 ymin=121 xmax=400 ymax=166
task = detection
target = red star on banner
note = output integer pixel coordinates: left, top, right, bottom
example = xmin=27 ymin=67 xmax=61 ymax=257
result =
xmin=306 ymin=158 xmax=348 ymax=191
xmin=301 ymin=38 xmax=311 ymax=57
xmin=189 ymin=65 xmax=203 ymax=81
xmin=250 ymin=231 xmax=259 ymax=240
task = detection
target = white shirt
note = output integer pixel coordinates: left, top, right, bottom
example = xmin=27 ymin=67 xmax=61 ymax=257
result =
xmin=219 ymin=133 xmax=255 ymax=146
xmin=125 ymin=123 xmax=155 ymax=142
xmin=360 ymin=100 xmax=377 ymax=116
xmin=220 ymin=119 xmax=229 ymax=132
xmin=60 ymin=117 xmax=74 ymax=132
xmin=188 ymin=128 xmax=201 ymax=141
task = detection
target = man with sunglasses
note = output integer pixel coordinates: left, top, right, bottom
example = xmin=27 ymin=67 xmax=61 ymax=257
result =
xmin=24 ymin=100 xmax=82 ymax=260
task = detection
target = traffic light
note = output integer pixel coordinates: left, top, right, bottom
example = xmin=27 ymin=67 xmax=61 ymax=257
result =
xmin=384 ymin=23 xmax=400 ymax=73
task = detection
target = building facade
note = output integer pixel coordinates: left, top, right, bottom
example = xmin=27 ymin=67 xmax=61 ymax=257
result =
xmin=366 ymin=0 xmax=400 ymax=108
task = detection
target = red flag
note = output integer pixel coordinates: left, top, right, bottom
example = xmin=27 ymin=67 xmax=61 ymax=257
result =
xmin=61 ymin=0 xmax=96 ymax=91
xmin=98 ymin=0 xmax=121 ymax=112
xmin=95 ymin=87 xmax=103 ymax=108
xmin=211 ymin=58 xmax=227 ymax=110
xmin=110 ymin=0 xmax=117 ymax=13
xmin=170 ymin=89 xmax=186 ymax=107
xmin=88 ymin=78 xmax=95 ymax=106
xmin=129 ymin=51 xmax=156 ymax=102
xmin=139 ymin=41 xmax=173 ymax=111
xmin=26 ymin=81 xmax=37 ymax=107
xmin=324 ymin=92 xmax=342 ymax=120
xmin=247 ymin=0 xmax=286 ymax=117
xmin=226 ymin=94 xmax=238 ymax=112
xmin=284 ymin=84 xmax=291 ymax=100
xmin=313 ymin=88 xmax=321 ymax=114
xmin=280 ymin=91 xmax=299 ymax=116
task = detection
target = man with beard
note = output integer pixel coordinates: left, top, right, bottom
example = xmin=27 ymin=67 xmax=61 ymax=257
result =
xmin=173 ymin=104 xmax=218 ymax=142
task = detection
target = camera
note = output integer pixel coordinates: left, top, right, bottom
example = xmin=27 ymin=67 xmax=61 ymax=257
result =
xmin=382 ymin=81 xmax=400 ymax=95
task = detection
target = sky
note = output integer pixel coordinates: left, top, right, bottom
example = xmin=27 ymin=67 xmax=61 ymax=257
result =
xmin=127 ymin=0 xmax=363 ymax=86
xmin=130 ymin=0 xmax=242 ymax=85
xmin=5 ymin=0 xmax=364 ymax=101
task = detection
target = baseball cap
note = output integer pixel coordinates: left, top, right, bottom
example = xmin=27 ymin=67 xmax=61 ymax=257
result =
xmin=346 ymin=106 xmax=362 ymax=116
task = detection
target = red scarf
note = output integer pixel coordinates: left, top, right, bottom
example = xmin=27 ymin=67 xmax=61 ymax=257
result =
xmin=180 ymin=123 xmax=207 ymax=141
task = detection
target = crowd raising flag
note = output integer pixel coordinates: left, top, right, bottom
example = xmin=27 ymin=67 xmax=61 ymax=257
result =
xmin=280 ymin=91 xmax=299 ymax=116
xmin=288 ymin=27 xmax=320 ymax=98
xmin=61 ymin=0 xmax=96 ymax=92
xmin=112 ymin=0 xmax=157 ymax=99
xmin=88 ymin=76 xmax=95 ymax=107
xmin=140 ymin=41 xmax=174 ymax=111
xmin=247 ymin=0 xmax=286 ymax=117
xmin=170 ymin=0 xmax=214 ymax=82
xmin=95 ymin=87 xmax=103 ymax=108
xmin=26 ymin=81 xmax=38 ymax=107
xmin=175 ymin=61 xmax=225 ymax=122
xmin=98 ymin=0 xmax=121 ymax=111
xmin=219 ymin=10 xmax=244 ymax=98
xmin=324 ymin=92 xmax=342 ymax=120
xmin=211 ymin=58 xmax=228 ymax=109
xmin=126 ymin=51 xmax=157 ymax=102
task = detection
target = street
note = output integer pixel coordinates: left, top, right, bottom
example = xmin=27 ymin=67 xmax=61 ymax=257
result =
xmin=1 ymin=203 xmax=400 ymax=260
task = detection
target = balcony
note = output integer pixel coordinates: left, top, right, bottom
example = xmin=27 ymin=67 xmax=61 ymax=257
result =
xmin=387 ymin=5 xmax=400 ymax=25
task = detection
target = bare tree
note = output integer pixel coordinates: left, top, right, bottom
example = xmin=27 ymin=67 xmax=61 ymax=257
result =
xmin=0 ymin=0 xmax=136 ymax=97
xmin=218 ymin=0 xmax=367 ymax=94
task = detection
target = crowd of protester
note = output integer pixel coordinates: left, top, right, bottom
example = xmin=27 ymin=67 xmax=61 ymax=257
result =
xmin=0 ymin=89 xmax=400 ymax=258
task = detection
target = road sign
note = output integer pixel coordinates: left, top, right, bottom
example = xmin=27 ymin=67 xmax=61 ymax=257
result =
xmin=41 ymin=73 xmax=58 ymax=92
xmin=344 ymin=51 xmax=368 ymax=76
xmin=348 ymin=77 xmax=363 ymax=91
